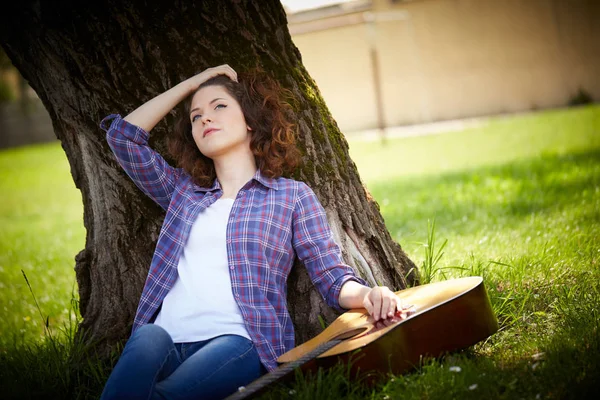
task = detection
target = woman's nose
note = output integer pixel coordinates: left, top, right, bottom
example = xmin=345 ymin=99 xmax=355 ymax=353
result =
xmin=201 ymin=115 xmax=212 ymax=124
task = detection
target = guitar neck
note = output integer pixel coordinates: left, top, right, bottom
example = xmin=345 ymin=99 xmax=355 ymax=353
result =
xmin=224 ymin=338 xmax=343 ymax=400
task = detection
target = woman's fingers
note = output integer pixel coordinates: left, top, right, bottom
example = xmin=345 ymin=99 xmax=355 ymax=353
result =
xmin=397 ymin=300 xmax=416 ymax=320
xmin=367 ymin=288 xmax=381 ymax=320
xmin=373 ymin=287 xmax=386 ymax=321
xmin=382 ymin=289 xmax=393 ymax=319
xmin=366 ymin=286 xmax=397 ymax=321
xmin=188 ymin=64 xmax=238 ymax=89
xmin=364 ymin=286 xmax=417 ymax=322
xmin=213 ymin=64 xmax=237 ymax=82
xmin=363 ymin=294 xmax=374 ymax=318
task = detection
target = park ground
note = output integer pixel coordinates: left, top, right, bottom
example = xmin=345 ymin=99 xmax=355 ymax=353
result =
xmin=0 ymin=104 xmax=598 ymax=399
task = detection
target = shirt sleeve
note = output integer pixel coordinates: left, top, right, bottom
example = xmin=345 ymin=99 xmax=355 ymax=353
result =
xmin=292 ymin=182 xmax=368 ymax=311
xmin=101 ymin=114 xmax=181 ymax=211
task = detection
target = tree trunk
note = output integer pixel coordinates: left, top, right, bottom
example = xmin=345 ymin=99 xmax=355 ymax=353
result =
xmin=0 ymin=0 xmax=417 ymax=351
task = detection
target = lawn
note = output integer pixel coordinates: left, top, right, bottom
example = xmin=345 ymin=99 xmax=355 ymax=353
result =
xmin=0 ymin=105 xmax=599 ymax=399
xmin=0 ymin=143 xmax=84 ymax=347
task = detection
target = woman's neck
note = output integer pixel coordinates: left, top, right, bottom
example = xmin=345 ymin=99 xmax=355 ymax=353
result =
xmin=213 ymin=152 xmax=258 ymax=199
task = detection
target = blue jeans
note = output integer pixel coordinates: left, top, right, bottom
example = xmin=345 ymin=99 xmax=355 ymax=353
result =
xmin=100 ymin=324 xmax=265 ymax=400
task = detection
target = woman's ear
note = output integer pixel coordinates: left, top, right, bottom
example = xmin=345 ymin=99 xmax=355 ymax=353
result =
xmin=247 ymin=125 xmax=253 ymax=131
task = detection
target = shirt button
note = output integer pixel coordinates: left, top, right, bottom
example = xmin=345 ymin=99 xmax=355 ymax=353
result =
xmin=230 ymin=266 xmax=234 ymax=270
xmin=235 ymin=293 xmax=240 ymax=298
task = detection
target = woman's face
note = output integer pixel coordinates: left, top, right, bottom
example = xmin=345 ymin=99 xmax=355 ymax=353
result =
xmin=189 ymin=85 xmax=251 ymax=159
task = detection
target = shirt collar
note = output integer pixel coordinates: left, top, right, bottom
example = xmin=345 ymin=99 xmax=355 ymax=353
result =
xmin=194 ymin=169 xmax=279 ymax=192
xmin=194 ymin=179 xmax=220 ymax=193
xmin=253 ymin=169 xmax=279 ymax=190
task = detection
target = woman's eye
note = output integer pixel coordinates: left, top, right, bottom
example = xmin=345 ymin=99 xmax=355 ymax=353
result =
xmin=191 ymin=115 xmax=201 ymax=122
xmin=215 ymin=104 xmax=227 ymax=110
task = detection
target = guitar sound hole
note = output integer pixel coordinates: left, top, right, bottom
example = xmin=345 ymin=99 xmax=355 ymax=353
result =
xmin=333 ymin=327 xmax=369 ymax=340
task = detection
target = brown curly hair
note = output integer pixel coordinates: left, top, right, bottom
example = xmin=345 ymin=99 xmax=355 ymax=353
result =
xmin=168 ymin=70 xmax=300 ymax=187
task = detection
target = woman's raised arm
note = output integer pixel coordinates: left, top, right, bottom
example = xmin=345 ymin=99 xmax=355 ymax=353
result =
xmin=123 ymin=65 xmax=238 ymax=132
xmin=103 ymin=65 xmax=238 ymax=210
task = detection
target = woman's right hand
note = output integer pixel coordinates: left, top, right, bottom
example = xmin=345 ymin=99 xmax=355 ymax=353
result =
xmin=122 ymin=65 xmax=237 ymax=132
xmin=186 ymin=64 xmax=238 ymax=92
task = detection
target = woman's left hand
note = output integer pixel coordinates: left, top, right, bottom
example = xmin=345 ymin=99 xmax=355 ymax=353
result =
xmin=363 ymin=286 xmax=414 ymax=326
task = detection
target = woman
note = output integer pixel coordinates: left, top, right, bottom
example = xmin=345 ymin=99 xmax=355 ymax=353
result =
xmin=100 ymin=65 xmax=409 ymax=400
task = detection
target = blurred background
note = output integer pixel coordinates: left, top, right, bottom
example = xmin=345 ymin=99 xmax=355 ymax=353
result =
xmin=283 ymin=0 xmax=598 ymax=137
xmin=1 ymin=0 xmax=598 ymax=148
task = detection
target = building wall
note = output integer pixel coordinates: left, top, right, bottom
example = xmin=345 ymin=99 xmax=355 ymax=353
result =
xmin=290 ymin=0 xmax=600 ymax=132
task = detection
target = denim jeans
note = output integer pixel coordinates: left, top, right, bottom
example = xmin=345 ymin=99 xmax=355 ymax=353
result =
xmin=100 ymin=324 xmax=265 ymax=400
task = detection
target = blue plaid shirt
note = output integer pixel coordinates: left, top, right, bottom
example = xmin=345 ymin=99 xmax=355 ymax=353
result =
xmin=101 ymin=115 xmax=366 ymax=370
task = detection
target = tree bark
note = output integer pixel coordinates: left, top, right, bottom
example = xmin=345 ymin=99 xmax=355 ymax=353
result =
xmin=0 ymin=0 xmax=417 ymax=351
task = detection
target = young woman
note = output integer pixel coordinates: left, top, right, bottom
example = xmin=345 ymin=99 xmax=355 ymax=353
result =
xmin=99 ymin=65 xmax=409 ymax=400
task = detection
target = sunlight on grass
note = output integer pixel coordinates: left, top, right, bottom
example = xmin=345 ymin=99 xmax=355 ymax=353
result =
xmin=349 ymin=105 xmax=600 ymax=182
xmin=346 ymin=105 xmax=600 ymax=399
xmin=366 ymin=151 xmax=600 ymax=269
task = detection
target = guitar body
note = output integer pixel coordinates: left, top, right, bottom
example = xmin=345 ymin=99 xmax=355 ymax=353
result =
xmin=279 ymin=276 xmax=498 ymax=379
xmin=226 ymin=277 xmax=497 ymax=399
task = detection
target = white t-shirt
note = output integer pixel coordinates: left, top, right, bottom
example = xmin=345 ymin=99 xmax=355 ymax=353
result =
xmin=154 ymin=198 xmax=250 ymax=342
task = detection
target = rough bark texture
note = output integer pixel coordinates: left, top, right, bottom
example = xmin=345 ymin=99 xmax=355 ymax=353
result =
xmin=0 ymin=0 xmax=417 ymax=351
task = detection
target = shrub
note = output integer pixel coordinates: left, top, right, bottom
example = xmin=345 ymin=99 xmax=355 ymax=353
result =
xmin=568 ymin=88 xmax=594 ymax=107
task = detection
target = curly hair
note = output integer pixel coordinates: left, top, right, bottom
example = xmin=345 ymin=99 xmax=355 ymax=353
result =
xmin=168 ymin=70 xmax=300 ymax=187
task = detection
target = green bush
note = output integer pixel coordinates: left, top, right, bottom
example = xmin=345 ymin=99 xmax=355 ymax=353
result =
xmin=568 ymin=88 xmax=594 ymax=107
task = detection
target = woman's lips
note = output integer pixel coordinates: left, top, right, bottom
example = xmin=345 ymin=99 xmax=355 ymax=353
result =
xmin=203 ymin=128 xmax=219 ymax=137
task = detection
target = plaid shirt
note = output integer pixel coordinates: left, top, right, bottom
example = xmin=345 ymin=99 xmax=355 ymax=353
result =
xmin=101 ymin=114 xmax=366 ymax=371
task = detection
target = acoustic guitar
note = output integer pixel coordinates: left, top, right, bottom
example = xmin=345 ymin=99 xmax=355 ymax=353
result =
xmin=226 ymin=276 xmax=498 ymax=400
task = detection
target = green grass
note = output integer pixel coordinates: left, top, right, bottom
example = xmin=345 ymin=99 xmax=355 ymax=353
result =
xmin=1 ymin=104 xmax=599 ymax=399
xmin=0 ymin=143 xmax=85 ymax=347
xmin=350 ymin=105 xmax=600 ymax=182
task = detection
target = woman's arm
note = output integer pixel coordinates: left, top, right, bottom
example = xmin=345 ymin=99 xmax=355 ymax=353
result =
xmin=103 ymin=116 xmax=179 ymax=210
xmin=291 ymin=182 xmax=410 ymax=322
xmin=123 ymin=64 xmax=237 ymax=132
xmin=123 ymin=65 xmax=237 ymax=132
xmin=291 ymin=182 xmax=368 ymax=310
xmin=102 ymin=65 xmax=237 ymax=209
